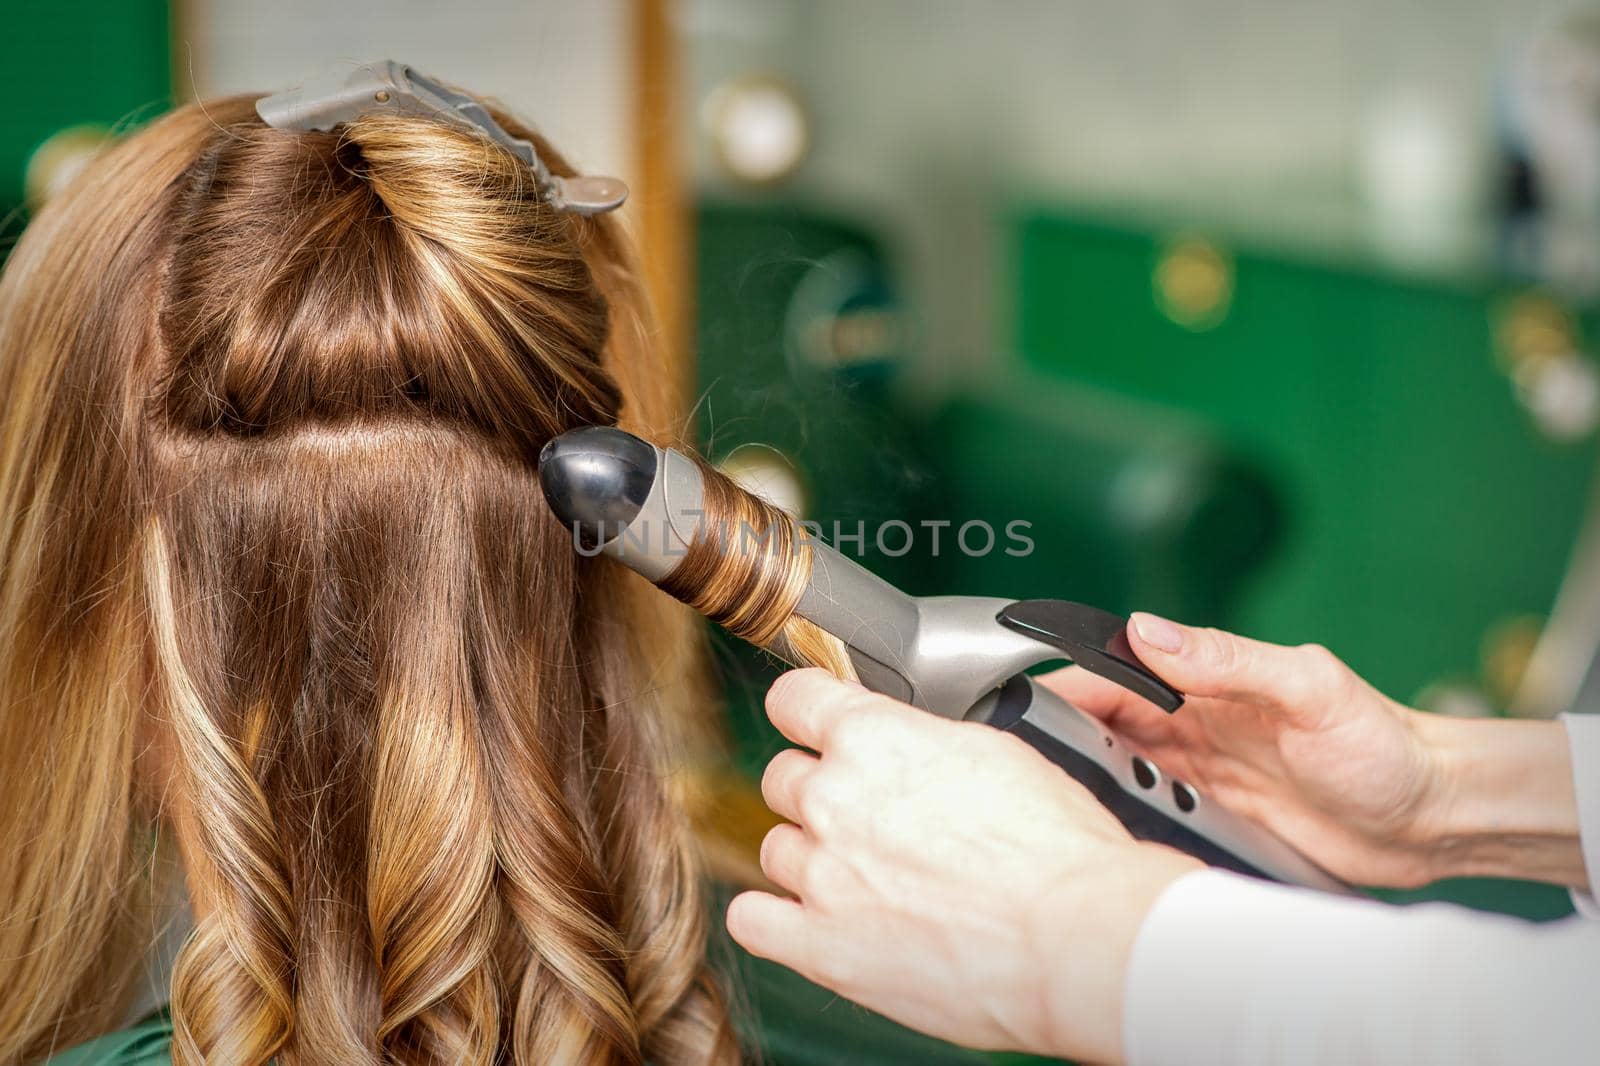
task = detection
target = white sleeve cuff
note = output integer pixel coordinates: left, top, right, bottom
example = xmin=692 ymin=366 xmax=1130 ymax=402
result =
xmin=1121 ymin=868 xmax=1597 ymax=1066
xmin=1559 ymin=712 xmax=1600 ymax=918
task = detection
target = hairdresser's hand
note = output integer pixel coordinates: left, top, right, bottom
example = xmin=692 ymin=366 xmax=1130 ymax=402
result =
xmin=726 ymin=669 xmax=1201 ymax=1063
xmin=1040 ymin=613 xmax=1584 ymax=890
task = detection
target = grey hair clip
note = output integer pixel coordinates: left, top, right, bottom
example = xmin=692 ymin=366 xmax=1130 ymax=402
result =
xmin=255 ymin=59 xmax=628 ymax=216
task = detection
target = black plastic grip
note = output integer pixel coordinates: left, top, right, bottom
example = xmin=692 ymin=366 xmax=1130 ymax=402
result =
xmin=996 ymin=599 xmax=1183 ymax=713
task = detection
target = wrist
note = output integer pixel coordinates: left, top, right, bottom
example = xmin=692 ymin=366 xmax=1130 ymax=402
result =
xmin=1411 ymin=713 xmax=1586 ymax=887
xmin=1030 ymin=843 xmax=1202 ymax=1064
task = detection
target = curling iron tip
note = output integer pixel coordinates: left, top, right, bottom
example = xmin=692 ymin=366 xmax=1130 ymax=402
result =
xmin=537 ymin=427 xmax=658 ymax=549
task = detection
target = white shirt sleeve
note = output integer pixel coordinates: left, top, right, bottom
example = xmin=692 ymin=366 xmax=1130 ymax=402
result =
xmin=1121 ymin=713 xmax=1600 ymax=1066
xmin=1563 ymin=712 xmax=1600 ymax=917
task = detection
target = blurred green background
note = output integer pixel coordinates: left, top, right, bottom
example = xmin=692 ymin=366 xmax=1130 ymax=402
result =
xmin=8 ymin=2 xmax=1600 ymax=1063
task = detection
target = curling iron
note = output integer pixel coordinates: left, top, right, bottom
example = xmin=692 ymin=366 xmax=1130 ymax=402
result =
xmin=538 ymin=426 xmax=1349 ymax=893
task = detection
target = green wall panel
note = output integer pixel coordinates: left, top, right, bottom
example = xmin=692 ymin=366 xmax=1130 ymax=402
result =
xmin=2 ymin=2 xmax=170 ymax=209
xmin=1011 ymin=213 xmax=1598 ymax=709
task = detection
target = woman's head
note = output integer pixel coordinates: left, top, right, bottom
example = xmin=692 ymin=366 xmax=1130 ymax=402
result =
xmin=0 ymin=93 xmax=734 ymax=1063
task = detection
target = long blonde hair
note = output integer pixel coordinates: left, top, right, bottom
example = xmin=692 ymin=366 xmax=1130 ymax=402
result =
xmin=0 ymin=95 xmax=738 ymax=1064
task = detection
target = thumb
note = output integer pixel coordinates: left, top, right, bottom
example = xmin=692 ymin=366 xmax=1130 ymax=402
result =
xmin=1126 ymin=612 xmax=1322 ymax=708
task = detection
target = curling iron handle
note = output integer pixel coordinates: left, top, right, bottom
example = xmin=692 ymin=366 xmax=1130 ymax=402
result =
xmin=975 ymin=675 xmax=1351 ymax=893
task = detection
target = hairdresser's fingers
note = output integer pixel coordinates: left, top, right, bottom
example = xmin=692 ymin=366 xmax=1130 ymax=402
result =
xmin=766 ymin=667 xmax=877 ymax=752
xmin=726 ymin=890 xmax=814 ymax=972
xmin=761 ymin=747 xmax=820 ymax=825
xmin=758 ymin=821 xmax=815 ymax=899
xmin=1125 ymin=612 xmax=1347 ymax=711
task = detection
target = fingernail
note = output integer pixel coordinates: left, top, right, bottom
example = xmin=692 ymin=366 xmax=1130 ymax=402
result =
xmin=1131 ymin=612 xmax=1183 ymax=653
